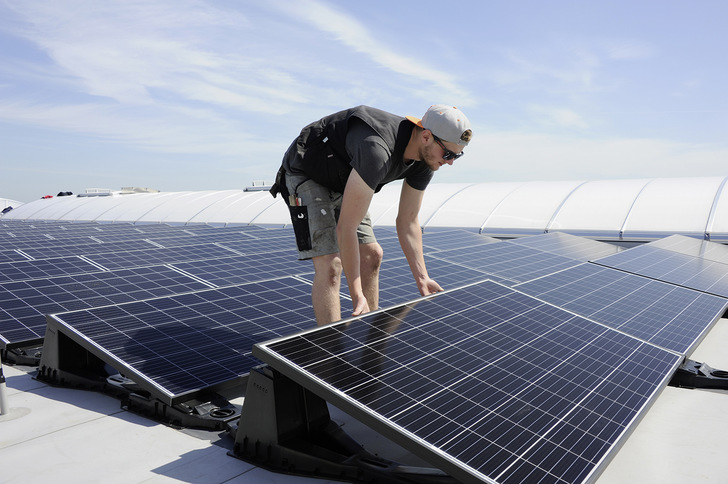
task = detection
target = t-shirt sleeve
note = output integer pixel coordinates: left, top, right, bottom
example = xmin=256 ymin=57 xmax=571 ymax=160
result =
xmin=346 ymin=118 xmax=392 ymax=191
xmin=404 ymin=163 xmax=434 ymax=191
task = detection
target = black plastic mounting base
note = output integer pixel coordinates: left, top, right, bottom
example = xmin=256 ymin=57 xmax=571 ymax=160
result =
xmin=123 ymin=387 xmax=240 ymax=431
xmin=230 ymin=365 xmax=458 ymax=484
xmin=1 ymin=347 xmax=42 ymax=366
xmin=669 ymin=359 xmax=728 ymax=390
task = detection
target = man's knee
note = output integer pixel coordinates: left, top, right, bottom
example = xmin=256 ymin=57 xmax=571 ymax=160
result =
xmin=360 ymin=243 xmax=383 ymax=273
xmin=314 ymin=254 xmax=343 ymax=285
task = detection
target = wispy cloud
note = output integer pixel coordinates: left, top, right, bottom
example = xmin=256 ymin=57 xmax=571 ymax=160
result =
xmin=272 ymin=0 xmax=472 ymax=101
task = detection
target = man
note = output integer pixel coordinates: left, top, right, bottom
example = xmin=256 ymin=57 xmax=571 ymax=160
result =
xmin=270 ymin=104 xmax=472 ymax=325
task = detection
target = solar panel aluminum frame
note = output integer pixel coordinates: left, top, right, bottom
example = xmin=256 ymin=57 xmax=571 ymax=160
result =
xmin=252 ymin=283 xmax=683 ymax=484
xmin=41 ymin=309 xmax=248 ymax=406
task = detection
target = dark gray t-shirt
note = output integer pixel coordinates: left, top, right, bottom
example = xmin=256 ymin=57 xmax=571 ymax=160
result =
xmin=345 ymin=117 xmax=433 ymax=192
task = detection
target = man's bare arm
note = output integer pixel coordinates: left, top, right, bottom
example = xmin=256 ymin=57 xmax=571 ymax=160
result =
xmin=337 ymin=169 xmax=375 ymax=316
xmin=396 ymin=181 xmax=443 ymax=296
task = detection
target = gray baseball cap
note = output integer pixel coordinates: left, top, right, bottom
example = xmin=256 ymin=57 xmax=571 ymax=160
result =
xmin=406 ymin=104 xmax=472 ymax=146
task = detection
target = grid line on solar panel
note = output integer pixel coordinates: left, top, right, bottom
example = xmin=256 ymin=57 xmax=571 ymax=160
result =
xmin=593 ymin=243 xmax=728 ymax=298
xmin=47 ymin=277 xmax=317 ymax=401
xmin=0 ymin=266 xmax=213 ymax=347
xmin=255 ymin=280 xmax=681 ymax=484
xmin=515 ymin=263 xmax=728 ymax=355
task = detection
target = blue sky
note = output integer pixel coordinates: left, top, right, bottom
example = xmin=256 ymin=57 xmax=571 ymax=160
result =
xmin=1 ymin=0 xmax=726 ymax=203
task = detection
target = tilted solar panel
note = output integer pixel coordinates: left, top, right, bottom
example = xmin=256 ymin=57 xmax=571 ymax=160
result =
xmin=253 ymin=280 xmax=682 ymax=484
xmin=515 ymin=263 xmax=728 ymax=354
xmin=593 ymin=241 xmax=728 ymax=298
xmin=508 ymin=232 xmax=622 ymax=261
xmin=429 ymin=240 xmax=582 ymax=285
xmin=169 ymin=250 xmax=306 ymax=287
xmin=649 ymin=234 xmax=728 ymax=264
xmin=0 ymin=266 xmax=212 ymax=348
xmin=44 ymin=277 xmax=317 ymax=403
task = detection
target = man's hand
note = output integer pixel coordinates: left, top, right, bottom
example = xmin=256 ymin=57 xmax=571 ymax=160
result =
xmin=418 ymin=277 xmax=443 ymax=296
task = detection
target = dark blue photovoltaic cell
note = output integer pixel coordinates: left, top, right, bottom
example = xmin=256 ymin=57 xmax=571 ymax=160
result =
xmin=516 ymin=263 xmax=728 ymax=354
xmin=594 ymin=243 xmax=728 ymax=298
xmin=49 ymin=277 xmax=317 ymax=402
xmin=255 ymin=280 xmax=681 ymax=484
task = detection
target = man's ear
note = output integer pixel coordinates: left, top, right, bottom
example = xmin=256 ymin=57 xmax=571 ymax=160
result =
xmin=420 ymin=128 xmax=432 ymax=144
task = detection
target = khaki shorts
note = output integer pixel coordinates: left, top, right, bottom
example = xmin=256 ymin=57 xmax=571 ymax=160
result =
xmin=284 ymin=172 xmax=376 ymax=260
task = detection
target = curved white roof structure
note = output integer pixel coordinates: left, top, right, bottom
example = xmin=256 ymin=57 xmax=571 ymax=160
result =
xmin=1 ymin=197 xmax=22 ymax=211
xmin=4 ymin=176 xmax=727 ymax=242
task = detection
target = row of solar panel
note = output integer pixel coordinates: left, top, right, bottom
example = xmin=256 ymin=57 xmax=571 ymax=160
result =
xmin=39 ymin=230 xmax=727 ymax=404
xmin=21 ymin=222 xmax=728 ymax=484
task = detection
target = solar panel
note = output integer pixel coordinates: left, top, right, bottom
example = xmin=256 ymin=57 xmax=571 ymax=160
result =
xmin=0 ymin=266 xmax=212 ymax=348
xmin=515 ymin=263 xmax=728 ymax=354
xmin=648 ymin=234 xmax=728 ymax=264
xmin=421 ymin=229 xmax=500 ymax=252
xmin=169 ymin=250 xmax=306 ymax=287
xmin=593 ymin=239 xmax=728 ymax=298
xmin=509 ymin=232 xmax=622 ymax=261
xmin=44 ymin=276 xmax=317 ymax=403
xmin=0 ymin=250 xmax=39 ymax=264
xmin=0 ymin=256 xmax=104 ymax=283
xmin=83 ymin=243 xmax=240 ymax=271
xmin=17 ymin=239 xmax=167 ymax=260
xmin=253 ymin=280 xmax=682 ymax=484
xmin=429 ymin=239 xmax=583 ymax=286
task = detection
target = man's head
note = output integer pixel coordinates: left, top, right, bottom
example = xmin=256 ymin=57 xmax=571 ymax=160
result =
xmin=406 ymin=105 xmax=472 ymax=171
xmin=406 ymin=104 xmax=472 ymax=147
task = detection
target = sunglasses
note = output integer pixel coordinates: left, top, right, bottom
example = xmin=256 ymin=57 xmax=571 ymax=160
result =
xmin=432 ymin=134 xmax=464 ymax=161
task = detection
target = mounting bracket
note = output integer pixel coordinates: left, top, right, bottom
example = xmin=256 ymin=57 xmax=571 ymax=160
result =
xmin=669 ymin=359 xmax=728 ymax=390
xmin=230 ymin=365 xmax=458 ymax=483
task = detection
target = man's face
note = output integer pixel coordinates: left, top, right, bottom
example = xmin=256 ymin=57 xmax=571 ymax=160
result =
xmin=420 ymin=133 xmax=464 ymax=171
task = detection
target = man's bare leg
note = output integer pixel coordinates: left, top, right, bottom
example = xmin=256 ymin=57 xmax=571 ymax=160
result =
xmin=311 ymin=253 xmax=343 ymax=325
xmin=359 ymin=242 xmax=383 ymax=312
